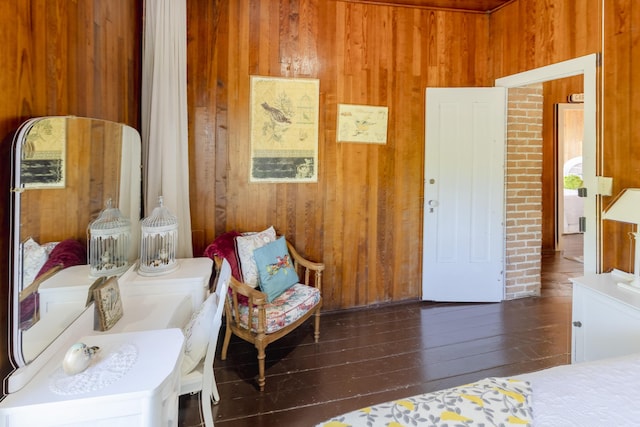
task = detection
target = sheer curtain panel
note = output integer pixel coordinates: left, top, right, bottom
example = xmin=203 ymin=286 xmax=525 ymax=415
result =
xmin=141 ymin=0 xmax=193 ymax=258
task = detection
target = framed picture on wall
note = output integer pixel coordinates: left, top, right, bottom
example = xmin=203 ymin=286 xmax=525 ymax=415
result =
xmin=20 ymin=117 xmax=66 ymax=189
xmin=249 ymin=76 xmax=319 ymax=183
xmin=337 ymin=104 xmax=388 ymax=144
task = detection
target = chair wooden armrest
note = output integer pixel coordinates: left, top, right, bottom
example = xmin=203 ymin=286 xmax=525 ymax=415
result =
xmin=286 ymin=241 xmax=325 ymax=291
xmin=211 ymin=238 xmax=324 ymax=391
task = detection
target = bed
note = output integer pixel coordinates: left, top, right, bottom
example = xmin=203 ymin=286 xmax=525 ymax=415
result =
xmin=317 ymin=353 xmax=640 ymax=426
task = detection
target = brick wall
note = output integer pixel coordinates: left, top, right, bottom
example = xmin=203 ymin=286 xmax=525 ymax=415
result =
xmin=505 ymin=84 xmax=543 ymax=299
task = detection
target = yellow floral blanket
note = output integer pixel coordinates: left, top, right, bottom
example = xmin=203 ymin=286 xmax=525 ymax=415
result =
xmin=317 ymin=377 xmax=532 ymax=427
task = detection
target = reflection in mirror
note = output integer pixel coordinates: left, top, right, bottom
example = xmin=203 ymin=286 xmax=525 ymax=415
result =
xmin=10 ymin=116 xmax=141 ymax=367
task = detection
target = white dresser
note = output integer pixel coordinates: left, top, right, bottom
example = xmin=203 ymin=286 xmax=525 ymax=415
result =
xmin=0 ymin=257 xmax=213 ymax=427
xmin=571 ymin=272 xmax=640 ymax=363
xmin=0 ymin=329 xmax=184 ymax=427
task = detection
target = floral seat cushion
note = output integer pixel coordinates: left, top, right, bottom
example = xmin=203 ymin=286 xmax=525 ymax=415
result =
xmin=233 ymin=283 xmax=320 ymax=334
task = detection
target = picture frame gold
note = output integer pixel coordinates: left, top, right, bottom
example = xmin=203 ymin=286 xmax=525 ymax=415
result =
xmin=92 ymin=276 xmax=123 ymax=331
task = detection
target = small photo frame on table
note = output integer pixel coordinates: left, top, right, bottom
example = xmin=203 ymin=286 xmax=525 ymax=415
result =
xmin=87 ymin=276 xmax=123 ymax=331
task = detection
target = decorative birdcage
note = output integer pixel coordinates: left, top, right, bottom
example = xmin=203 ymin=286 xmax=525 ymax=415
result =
xmin=139 ymin=196 xmax=178 ymax=276
xmin=87 ymin=199 xmax=131 ymax=277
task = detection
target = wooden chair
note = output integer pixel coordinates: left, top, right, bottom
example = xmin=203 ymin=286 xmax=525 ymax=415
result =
xmin=213 ymin=241 xmax=324 ymax=391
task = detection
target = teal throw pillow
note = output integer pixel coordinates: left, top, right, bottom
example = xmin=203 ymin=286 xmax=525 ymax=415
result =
xmin=253 ymin=237 xmax=299 ymax=302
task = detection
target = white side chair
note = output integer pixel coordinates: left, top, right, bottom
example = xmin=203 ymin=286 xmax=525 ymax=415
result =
xmin=179 ymin=258 xmax=231 ymax=426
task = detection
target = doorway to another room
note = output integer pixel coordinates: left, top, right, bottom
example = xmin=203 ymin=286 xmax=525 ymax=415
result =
xmin=496 ymin=54 xmax=598 ymax=299
xmin=556 ymin=103 xmax=584 ymax=265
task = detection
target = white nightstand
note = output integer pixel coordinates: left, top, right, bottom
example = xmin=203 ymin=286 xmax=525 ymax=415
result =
xmin=571 ymin=273 xmax=640 ymax=363
xmin=0 ymin=328 xmax=184 ymax=427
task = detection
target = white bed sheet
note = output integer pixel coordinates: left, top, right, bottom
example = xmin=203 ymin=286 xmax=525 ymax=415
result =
xmin=519 ymin=353 xmax=640 ymax=426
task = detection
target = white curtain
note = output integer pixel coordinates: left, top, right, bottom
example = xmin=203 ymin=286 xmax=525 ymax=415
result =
xmin=141 ymin=0 xmax=193 ymax=258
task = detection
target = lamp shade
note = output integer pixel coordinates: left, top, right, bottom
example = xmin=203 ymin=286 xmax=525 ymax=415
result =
xmin=87 ymin=199 xmax=131 ymax=277
xmin=602 ymin=188 xmax=640 ymax=224
xmin=139 ymin=196 xmax=178 ymax=276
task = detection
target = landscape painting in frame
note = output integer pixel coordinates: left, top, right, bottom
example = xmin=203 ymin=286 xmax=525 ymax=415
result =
xmin=337 ymin=104 xmax=388 ymax=144
xmin=250 ymin=76 xmax=319 ymax=183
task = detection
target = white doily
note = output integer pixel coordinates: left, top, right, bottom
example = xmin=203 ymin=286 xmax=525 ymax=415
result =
xmin=49 ymin=343 xmax=138 ymax=395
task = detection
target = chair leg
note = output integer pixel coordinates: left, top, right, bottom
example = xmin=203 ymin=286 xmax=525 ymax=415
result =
xmin=201 ymin=375 xmax=215 ymax=426
xmin=202 ymin=391 xmax=214 ymax=427
xmin=221 ymin=326 xmax=232 ymax=360
xmin=211 ymin=371 xmax=220 ymax=403
xmin=313 ymin=309 xmax=321 ymax=343
xmin=256 ymin=342 xmax=266 ymax=392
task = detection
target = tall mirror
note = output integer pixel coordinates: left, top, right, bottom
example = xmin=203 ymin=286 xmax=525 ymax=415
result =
xmin=9 ymin=116 xmax=141 ymax=367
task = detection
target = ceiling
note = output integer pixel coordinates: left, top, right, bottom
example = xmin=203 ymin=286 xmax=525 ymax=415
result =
xmin=343 ymin=0 xmax=514 ymax=13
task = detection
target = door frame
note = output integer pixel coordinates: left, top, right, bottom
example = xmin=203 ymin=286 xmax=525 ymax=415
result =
xmin=495 ymin=54 xmax=600 ymax=273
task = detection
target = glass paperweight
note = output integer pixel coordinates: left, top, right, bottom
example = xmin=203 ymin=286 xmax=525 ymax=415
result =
xmin=139 ymin=196 xmax=178 ymax=276
xmin=87 ymin=199 xmax=131 ymax=277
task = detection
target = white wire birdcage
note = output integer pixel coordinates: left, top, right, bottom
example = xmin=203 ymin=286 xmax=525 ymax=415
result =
xmin=139 ymin=196 xmax=178 ymax=276
xmin=87 ymin=199 xmax=131 ymax=277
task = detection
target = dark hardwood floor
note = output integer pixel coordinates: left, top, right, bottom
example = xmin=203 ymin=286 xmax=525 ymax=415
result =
xmin=179 ymin=238 xmax=583 ymax=426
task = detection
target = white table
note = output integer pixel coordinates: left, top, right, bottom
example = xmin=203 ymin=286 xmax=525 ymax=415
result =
xmin=119 ymin=257 xmax=212 ymax=312
xmin=0 ymin=329 xmax=184 ymax=427
xmin=2 ymin=257 xmax=215 ymax=425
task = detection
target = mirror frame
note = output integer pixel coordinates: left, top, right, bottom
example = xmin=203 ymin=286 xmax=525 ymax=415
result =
xmin=9 ymin=116 xmax=141 ymax=370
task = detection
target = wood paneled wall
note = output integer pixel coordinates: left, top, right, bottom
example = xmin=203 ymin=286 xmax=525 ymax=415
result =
xmin=490 ymin=0 xmax=600 ymax=258
xmin=3 ymin=0 xmax=637 ymax=388
xmin=491 ymin=0 xmax=640 ymax=273
xmin=601 ymin=0 xmax=640 ymax=272
xmin=187 ymin=0 xmax=492 ymax=310
xmin=489 ymin=0 xmax=601 ymax=78
xmin=0 ymin=0 xmax=141 ymax=385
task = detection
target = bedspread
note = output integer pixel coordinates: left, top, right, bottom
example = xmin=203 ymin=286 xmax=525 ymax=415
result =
xmin=518 ymin=353 xmax=640 ymax=426
xmin=317 ymin=377 xmax=533 ymax=427
xmin=318 ymin=353 xmax=640 ymax=427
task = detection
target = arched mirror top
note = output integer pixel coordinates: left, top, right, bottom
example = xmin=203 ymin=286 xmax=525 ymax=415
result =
xmin=9 ymin=116 xmax=141 ymax=368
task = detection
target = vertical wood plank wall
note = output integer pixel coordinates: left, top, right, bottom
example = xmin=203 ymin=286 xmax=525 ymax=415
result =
xmin=187 ymin=0 xmax=608 ymax=310
xmin=187 ymin=0 xmax=492 ymax=310
xmin=601 ymin=0 xmax=640 ymax=272
xmin=2 ymin=0 xmax=640 ymax=388
xmin=490 ymin=0 xmax=600 ymax=263
xmin=0 ymin=0 xmax=141 ymax=385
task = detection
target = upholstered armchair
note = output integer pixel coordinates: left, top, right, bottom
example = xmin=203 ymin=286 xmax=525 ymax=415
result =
xmin=205 ymin=227 xmax=324 ymax=391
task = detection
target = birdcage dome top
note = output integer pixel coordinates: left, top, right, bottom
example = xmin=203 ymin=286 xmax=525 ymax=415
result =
xmin=142 ymin=196 xmax=177 ymax=232
xmin=89 ymin=199 xmax=131 ymax=233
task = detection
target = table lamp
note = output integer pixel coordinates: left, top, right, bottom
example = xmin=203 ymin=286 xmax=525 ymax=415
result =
xmin=602 ymin=188 xmax=640 ymax=292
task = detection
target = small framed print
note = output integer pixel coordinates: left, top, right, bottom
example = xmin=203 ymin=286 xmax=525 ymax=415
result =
xmin=92 ymin=276 xmax=123 ymax=331
xmin=337 ymin=104 xmax=389 ymax=144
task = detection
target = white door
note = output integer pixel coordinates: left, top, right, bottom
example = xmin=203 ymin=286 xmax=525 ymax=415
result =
xmin=422 ymin=87 xmax=505 ymax=302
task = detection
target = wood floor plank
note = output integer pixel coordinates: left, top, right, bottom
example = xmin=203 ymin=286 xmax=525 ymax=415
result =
xmin=179 ymin=247 xmax=580 ymax=426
